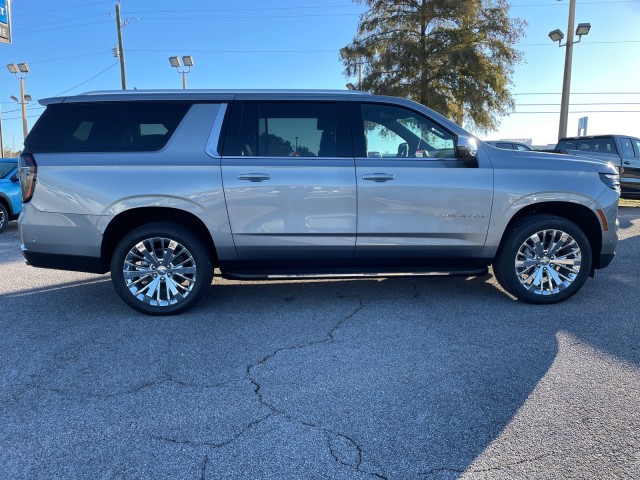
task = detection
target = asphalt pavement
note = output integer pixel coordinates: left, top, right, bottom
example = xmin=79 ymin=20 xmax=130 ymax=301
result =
xmin=1 ymin=209 xmax=639 ymax=479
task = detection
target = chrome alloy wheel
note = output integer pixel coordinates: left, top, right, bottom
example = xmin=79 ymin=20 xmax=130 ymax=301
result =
xmin=122 ymin=236 xmax=197 ymax=307
xmin=514 ymin=229 xmax=582 ymax=296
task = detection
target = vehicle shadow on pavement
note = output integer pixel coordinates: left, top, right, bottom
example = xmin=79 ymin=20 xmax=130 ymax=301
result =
xmin=0 ymin=230 xmax=638 ymax=478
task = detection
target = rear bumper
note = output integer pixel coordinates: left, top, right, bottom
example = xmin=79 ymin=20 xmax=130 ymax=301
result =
xmin=21 ymin=246 xmax=106 ymax=274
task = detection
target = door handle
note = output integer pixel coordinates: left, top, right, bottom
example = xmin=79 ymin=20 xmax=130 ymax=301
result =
xmin=624 ymin=161 xmax=631 ymax=165
xmin=237 ymin=173 xmax=271 ymax=182
xmin=362 ymin=173 xmax=395 ymax=182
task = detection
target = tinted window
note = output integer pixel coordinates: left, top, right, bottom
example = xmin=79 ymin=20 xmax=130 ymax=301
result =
xmin=25 ymin=102 xmax=191 ymax=153
xmin=0 ymin=162 xmax=16 ymax=179
xmin=515 ymin=144 xmax=531 ymax=151
xmin=556 ymin=140 xmax=576 ymax=150
xmin=223 ymin=102 xmax=351 ymax=158
xmin=360 ymin=104 xmax=456 ymax=159
xmin=620 ymin=137 xmax=635 ymax=158
xmin=495 ymin=142 xmax=514 ymax=150
xmin=634 ymin=139 xmax=640 ymax=158
xmin=575 ymin=138 xmax=618 ymax=154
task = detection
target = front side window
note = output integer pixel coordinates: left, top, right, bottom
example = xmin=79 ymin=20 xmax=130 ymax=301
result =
xmin=360 ymin=104 xmax=456 ymax=159
xmin=225 ymin=102 xmax=351 ymax=158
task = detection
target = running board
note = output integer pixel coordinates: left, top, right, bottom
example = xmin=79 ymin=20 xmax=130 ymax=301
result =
xmin=223 ymin=268 xmax=488 ymax=281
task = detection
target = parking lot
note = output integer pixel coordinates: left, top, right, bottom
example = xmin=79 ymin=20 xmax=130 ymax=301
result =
xmin=1 ymin=209 xmax=639 ymax=479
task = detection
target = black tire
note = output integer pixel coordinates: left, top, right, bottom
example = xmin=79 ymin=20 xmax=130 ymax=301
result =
xmin=110 ymin=222 xmax=214 ymax=315
xmin=493 ymin=214 xmax=592 ymax=304
xmin=0 ymin=203 xmax=8 ymax=234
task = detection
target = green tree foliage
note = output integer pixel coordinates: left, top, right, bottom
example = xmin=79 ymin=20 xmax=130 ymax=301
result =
xmin=341 ymin=0 xmax=526 ymax=132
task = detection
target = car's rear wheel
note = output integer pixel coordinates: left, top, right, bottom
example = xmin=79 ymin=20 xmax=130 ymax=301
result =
xmin=110 ymin=222 xmax=214 ymax=315
xmin=493 ymin=215 xmax=592 ymax=304
xmin=0 ymin=203 xmax=8 ymax=233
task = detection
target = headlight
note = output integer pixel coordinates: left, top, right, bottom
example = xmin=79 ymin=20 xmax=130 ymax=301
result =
xmin=599 ymin=173 xmax=620 ymax=192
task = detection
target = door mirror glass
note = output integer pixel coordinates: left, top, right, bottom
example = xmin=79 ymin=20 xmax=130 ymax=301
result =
xmin=456 ymin=136 xmax=479 ymax=168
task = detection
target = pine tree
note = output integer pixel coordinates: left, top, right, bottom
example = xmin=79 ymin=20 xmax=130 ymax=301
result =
xmin=341 ymin=0 xmax=526 ymax=133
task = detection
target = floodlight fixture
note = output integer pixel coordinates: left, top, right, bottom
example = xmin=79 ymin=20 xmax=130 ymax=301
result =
xmin=10 ymin=95 xmax=18 ymax=102
xmin=24 ymin=94 xmax=32 ymax=102
xmin=168 ymin=56 xmax=181 ymax=68
xmin=346 ymin=83 xmax=356 ymax=90
xmin=548 ymin=29 xmax=564 ymax=43
xmin=6 ymin=64 xmax=18 ymax=74
xmin=575 ymin=22 xmax=591 ymax=36
xmin=182 ymin=56 xmax=194 ymax=67
xmin=17 ymin=63 xmax=30 ymax=74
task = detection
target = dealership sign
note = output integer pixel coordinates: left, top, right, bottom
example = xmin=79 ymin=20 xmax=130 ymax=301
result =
xmin=0 ymin=0 xmax=11 ymax=44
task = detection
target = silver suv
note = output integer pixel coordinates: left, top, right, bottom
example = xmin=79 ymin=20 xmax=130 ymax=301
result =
xmin=18 ymin=90 xmax=620 ymax=315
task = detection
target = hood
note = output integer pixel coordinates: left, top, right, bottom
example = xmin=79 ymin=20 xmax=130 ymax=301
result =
xmin=481 ymin=144 xmax=619 ymax=175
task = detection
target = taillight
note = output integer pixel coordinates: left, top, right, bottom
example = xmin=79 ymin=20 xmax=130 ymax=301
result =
xmin=19 ymin=153 xmax=38 ymax=203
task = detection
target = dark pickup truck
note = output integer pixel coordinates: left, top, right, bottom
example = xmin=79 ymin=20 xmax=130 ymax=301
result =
xmin=553 ymin=135 xmax=640 ymax=198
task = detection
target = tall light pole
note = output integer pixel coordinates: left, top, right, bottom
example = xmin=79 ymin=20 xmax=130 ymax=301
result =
xmin=548 ymin=0 xmax=591 ymax=140
xmin=6 ymin=63 xmax=30 ymax=140
xmin=169 ymin=56 xmax=194 ymax=89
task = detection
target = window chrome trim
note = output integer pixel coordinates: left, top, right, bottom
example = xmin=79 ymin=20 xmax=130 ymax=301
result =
xmin=205 ymin=103 xmax=228 ymax=158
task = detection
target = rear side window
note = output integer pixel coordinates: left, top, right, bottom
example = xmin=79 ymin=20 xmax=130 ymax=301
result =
xmin=495 ymin=143 xmax=514 ymax=150
xmin=556 ymin=140 xmax=576 ymax=150
xmin=619 ymin=138 xmax=634 ymax=158
xmin=25 ymin=102 xmax=191 ymax=153
xmin=0 ymin=162 xmax=16 ymax=179
xmin=222 ymin=101 xmax=352 ymax=158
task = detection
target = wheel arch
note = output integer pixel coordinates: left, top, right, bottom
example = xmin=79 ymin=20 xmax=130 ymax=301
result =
xmin=498 ymin=201 xmax=603 ymax=269
xmin=101 ymin=207 xmax=218 ymax=272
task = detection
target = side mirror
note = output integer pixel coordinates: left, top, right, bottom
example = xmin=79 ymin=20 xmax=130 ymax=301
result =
xmin=10 ymin=172 xmax=19 ymax=183
xmin=456 ymin=136 xmax=479 ymax=168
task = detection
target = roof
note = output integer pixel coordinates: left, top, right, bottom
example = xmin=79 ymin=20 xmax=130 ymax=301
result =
xmin=39 ymin=89 xmax=371 ymax=106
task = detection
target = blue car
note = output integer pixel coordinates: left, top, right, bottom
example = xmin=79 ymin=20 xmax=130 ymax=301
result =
xmin=0 ymin=158 xmax=21 ymax=233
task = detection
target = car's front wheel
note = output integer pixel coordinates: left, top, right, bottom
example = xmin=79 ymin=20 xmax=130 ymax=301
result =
xmin=0 ymin=203 xmax=9 ymax=233
xmin=493 ymin=215 xmax=593 ymax=304
xmin=110 ymin=222 xmax=214 ymax=315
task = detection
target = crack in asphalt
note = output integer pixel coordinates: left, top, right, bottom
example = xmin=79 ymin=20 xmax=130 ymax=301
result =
xmin=241 ymin=295 xmax=389 ymax=479
xmin=199 ymin=454 xmax=209 ymax=480
xmin=148 ymin=411 xmax=276 ymax=449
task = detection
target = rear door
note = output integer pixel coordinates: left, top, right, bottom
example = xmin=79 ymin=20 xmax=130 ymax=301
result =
xmin=220 ymin=100 xmax=356 ymax=263
xmin=622 ymin=137 xmax=640 ymax=196
xmin=351 ymin=101 xmax=493 ymax=262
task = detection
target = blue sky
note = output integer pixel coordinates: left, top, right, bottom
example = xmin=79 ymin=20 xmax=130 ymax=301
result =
xmin=1 ymin=0 xmax=639 ymax=150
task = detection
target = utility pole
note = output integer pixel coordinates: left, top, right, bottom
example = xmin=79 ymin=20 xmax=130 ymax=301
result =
xmin=115 ymin=2 xmax=127 ymax=90
xmin=558 ymin=0 xmax=576 ymax=140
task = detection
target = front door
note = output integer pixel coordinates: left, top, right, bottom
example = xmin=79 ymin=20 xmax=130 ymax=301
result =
xmin=352 ymin=102 xmax=493 ymax=262
xmin=220 ymin=101 xmax=356 ymax=264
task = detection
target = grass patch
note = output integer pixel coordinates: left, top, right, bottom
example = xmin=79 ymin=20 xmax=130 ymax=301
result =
xmin=620 ymin=198 xmax=640 ymax=207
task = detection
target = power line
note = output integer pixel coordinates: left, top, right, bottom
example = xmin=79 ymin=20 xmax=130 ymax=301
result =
xmin=516 ymin=102 xmax=640 ymax=106
xmin=127 ymin=48 xmax=337 ymax=54
xmin=513 ymin=110 xmax=640 ymax=114
xmin=511 ymin=0 xmax=639 ymax=6
xmin=28 ymin=51 xmax=112 ymax=65
xmin=54 ymin=62 xmax=119 ymax=96
xmin=515 ymin=92 xmax=640 ymax=95
xmin=137 ymin=13 xmax=360 ymax=21
xmin=14 ymin=0 xmax=113 ymax=17
xmin=15 ymin=13 xmax=107 ymax=30
xmin=15 ymin=20 xmax=113 ymax=35
xmin=125 ymin=4 xmax=359 ymax=14
xmin=517 ymin=40 xmax=640 ymax=46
